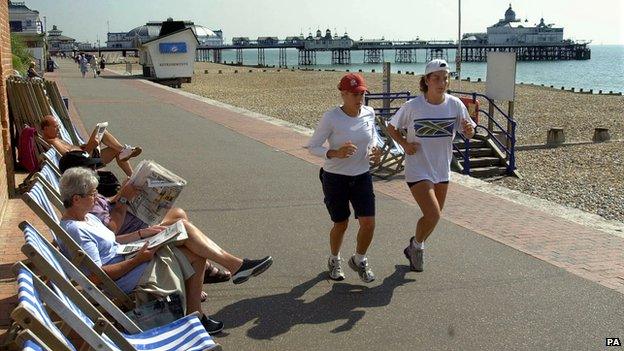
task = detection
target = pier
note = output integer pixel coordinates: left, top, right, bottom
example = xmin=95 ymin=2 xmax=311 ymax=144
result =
xmin=195 ymin=39 xmax=591 ymax=66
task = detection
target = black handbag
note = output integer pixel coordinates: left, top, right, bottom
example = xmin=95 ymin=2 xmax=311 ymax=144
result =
xmin=125 ymin=293 xmax=184 ymax=330
xmin=96 ymin=170 xmax=120 ymax=197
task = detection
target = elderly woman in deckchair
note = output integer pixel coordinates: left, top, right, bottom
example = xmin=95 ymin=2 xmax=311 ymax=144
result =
xmin=58 ymin=167 xmax=273 ymax=335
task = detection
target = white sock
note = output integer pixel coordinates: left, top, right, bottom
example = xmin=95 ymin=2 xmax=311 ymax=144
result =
xmin=412 ymin=239 xmax=424 ymax=250
xmin=354 ymin=253 xmax=366 ymax=265
xmin=329 ymin=253 xmax=341 ymax=262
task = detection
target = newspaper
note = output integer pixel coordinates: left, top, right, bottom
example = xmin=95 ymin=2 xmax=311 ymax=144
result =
xmin=93 ymin=122 xmax=108 ymax=143
xmin=127 ymin=160 xmax=187 ymax=225
xmin=116 ymin=220 xmax=187 ymax=255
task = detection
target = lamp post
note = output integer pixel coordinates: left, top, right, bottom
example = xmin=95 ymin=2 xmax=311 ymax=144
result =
xmin=457 ymin=0 xmax=462 ymax=92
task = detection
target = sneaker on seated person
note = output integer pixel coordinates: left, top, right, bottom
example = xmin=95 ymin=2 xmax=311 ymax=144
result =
xmin=118 ymin=144 xmax=142 ymax=161
xmin=232 ymin=256 xmax=273 ymax=284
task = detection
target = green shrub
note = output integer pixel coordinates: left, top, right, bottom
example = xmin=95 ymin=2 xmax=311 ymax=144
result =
xmin=11 ymin=34 xmax=33 ymax=75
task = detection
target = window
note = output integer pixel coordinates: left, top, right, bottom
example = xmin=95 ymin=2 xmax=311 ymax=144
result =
xmin=9 ymin=21 xmax=23 ymax=32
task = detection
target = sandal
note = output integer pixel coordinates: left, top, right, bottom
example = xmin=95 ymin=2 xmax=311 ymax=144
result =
xmin=203 ymin=262 xmax=231 ymax=284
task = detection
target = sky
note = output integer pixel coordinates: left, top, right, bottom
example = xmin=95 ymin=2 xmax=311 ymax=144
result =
xmin=22 ymin=0 xmax=624 ymax=45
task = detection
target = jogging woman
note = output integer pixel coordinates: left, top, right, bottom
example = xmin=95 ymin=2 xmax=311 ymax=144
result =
xmin=387 ymin=59 xmax=476 ymax=272
xmin=306 ymin=73 xmax=381 ymax=283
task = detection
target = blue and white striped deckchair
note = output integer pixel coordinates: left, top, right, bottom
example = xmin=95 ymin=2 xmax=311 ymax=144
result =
xmin=21 ymin=179 xmax=134 ymax=309
xmin=20 ymin=221 xmax=141 ymax=334
xmin=16 ymin=329 xmax=53 ymax=351
xmin=371 ymin=115 xmax=405 ymax=179
xmin=36 ymin=160 xmax=60 ymax=193
xmin=39 ymin=148 xmax=61 ymax=174
xmin=21 ymin=338 xmax=47 ymax=351
xmin=11 ymin=265 xmax=77 ymax=351
xmin=13 ymin=263 xmax=221 ymax=351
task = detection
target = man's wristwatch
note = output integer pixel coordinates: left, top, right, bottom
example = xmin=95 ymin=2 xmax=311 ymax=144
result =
xmin=118 ymin=197 xmax=129 ymax=205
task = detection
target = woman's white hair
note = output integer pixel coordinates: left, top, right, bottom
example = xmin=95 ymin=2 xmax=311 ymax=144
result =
xmin=59 ymin=167 xmax=99 ymax=208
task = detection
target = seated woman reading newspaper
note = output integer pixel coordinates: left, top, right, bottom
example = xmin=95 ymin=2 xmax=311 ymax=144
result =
xmin=58 ymin=167 xmax=273 ymax=335
xmin=40 ymin=114 xmax=142 ymax=177
xmin=59 ymin=151 xmax=243 ymax=285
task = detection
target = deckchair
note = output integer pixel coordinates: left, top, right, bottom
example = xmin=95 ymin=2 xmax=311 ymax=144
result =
xmin=21 ymin=179 xmax=134 ymax=309
xmin=12 ymin=263 xmax=221 ymax=351
xmin=39 ymin=146 xmax=61 ymax=171
xmin=19 ymin=221 xmax=141 ymax=334
xmin=10 ymin=265 xmax=77 ymax=351
xmin=35 ymin=160 xmax=61 ymax=194
xmin=371 ymin=113 xmax=406 ymax=179
xmin=15 ymin=329 xmax=53 ymax=351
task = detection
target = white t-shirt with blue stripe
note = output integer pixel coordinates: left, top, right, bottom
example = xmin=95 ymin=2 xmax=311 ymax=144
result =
xmin=389 ymin=94 xmax=476 ymax=183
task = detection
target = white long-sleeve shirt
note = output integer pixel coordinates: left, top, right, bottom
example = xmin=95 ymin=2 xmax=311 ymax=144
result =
xmin=306 ymin=105 xmax=380 ymax=176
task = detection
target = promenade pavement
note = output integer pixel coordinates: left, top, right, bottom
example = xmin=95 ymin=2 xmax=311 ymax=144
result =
xmin=1 ymin=60 xmax=622 ymax=350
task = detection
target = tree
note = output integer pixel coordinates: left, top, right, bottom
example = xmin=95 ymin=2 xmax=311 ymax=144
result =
xmin=11 ymin=34 xmax=33 ymax=75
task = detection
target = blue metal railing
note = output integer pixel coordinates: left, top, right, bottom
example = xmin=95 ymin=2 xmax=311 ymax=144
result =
xmin=448 ymin=90 xmax=517 ymax=174
xmin=365 ymin=91 xmax=476 ymax=175
xmin=365 ymin=90 xmax=517 ymax=176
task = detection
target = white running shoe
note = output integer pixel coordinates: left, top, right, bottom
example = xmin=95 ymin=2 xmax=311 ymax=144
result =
xmin=327 ymin=257 xmax=345 ymax=281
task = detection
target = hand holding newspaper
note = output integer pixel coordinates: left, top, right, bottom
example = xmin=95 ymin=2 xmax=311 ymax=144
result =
xmin=93 ymin=122 xmax=108 ymax=143
xmin=126 ymin=160 xmax=187 ymax=225
xmin=116 ymin=220 xmax=188 ymax=255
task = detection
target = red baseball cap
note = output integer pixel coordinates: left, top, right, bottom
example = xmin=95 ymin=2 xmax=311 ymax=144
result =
xmin=338 ymin=73 xmax=368 ymax=93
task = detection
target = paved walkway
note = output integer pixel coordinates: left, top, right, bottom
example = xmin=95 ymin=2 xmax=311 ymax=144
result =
xmin=1 ymin=60 xmax=622 ymax=350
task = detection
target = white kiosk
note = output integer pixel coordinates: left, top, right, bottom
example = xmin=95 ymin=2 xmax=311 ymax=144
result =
xmin=139 ymin=26 xmax=199 ymax=87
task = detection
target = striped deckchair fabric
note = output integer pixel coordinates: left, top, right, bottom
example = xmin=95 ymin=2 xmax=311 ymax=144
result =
xmin=13 ymin=263 xmax=221 ymax=351
xmin=37 ymin=160 xmax=61 ymax=193
xmin=15 ymin=329 xmax=53 ymax=351
xmin=21 ymin=179 xmax=134 ymax=309
xmin=40 ymin=147 xmax=61 ymax=172
xmin=11 ymin=266 xmax=77 ymax=351
xmin=370 ymin=114 xmax=406 ymax=179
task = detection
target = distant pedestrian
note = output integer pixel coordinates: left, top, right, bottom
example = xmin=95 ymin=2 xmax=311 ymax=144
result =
xmin=79 ymin=55 xmax=89 ymax=78
xmin=387 ymin=59 xmax=476 ymax=272
xmin=306 ymin=73 xmax=382 ymax=283
xmin=89 ymin=55 xmax=98 ymax=78
xmin=99 ymin=56 xmax=106 ymax=71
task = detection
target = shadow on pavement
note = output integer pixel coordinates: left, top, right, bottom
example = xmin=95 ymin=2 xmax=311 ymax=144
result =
xmin=213 ymin=265 xmax=415 ymax=340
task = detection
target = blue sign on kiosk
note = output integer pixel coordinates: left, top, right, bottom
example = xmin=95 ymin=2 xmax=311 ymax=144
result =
xmin=159 ymin=42 xmax=187 ymax=54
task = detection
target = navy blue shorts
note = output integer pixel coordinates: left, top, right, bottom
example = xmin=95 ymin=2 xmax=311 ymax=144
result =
xmin=319 ymin=168 xmax=375 ymax=223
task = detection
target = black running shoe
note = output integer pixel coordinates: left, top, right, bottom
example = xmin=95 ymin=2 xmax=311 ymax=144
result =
xmin=232 ymin=256 xmax=273 ymax=284
xmin=200 ymin=315 xmax=224 ymax=335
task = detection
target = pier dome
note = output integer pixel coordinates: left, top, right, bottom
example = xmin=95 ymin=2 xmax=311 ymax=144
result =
xmin=128 ymin=25 xmax=149 ymax=38
xmin=192 ymin=25 xmax=217 ymax=38
xmin=504 ymin=4 xmax=516 ymax=22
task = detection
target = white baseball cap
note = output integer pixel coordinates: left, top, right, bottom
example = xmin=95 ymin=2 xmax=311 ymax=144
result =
xmin=424 ymin=59 xmax=450 ymax=75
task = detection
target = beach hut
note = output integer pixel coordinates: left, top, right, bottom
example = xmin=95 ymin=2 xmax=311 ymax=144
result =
xmin=139 ymin=26 xmax=199 ymax=85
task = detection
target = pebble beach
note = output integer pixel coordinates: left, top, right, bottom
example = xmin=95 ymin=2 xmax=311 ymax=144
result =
xmin=181 ymin=62 xmax=624 ymax=222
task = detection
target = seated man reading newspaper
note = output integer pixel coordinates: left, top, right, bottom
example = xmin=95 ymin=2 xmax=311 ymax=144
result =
xmin=41 ymin=114 xmax=142 ymax=176
xmin=58 ymin=153 xmax=273 ymax=320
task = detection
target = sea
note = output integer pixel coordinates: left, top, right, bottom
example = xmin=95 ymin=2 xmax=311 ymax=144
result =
xmin=216 ymin=45 xmax=624 ymax=94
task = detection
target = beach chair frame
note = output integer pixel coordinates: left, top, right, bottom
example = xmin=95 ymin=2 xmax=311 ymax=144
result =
xmin=21 ymin=179 xmax=134 ymax=310
xmin=19 ymin=221 xmax=142 ymax=334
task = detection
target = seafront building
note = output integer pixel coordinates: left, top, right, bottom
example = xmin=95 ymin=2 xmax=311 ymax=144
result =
xmin=463 ymin=4 xmax=565 ymax=45
xmin=47 ymin=25 xmax=76 ymax=54
xmin=7 ymin=1 xmax=45 ymax=69
xmin=107 ymin=18 xmax=223 ymax=49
